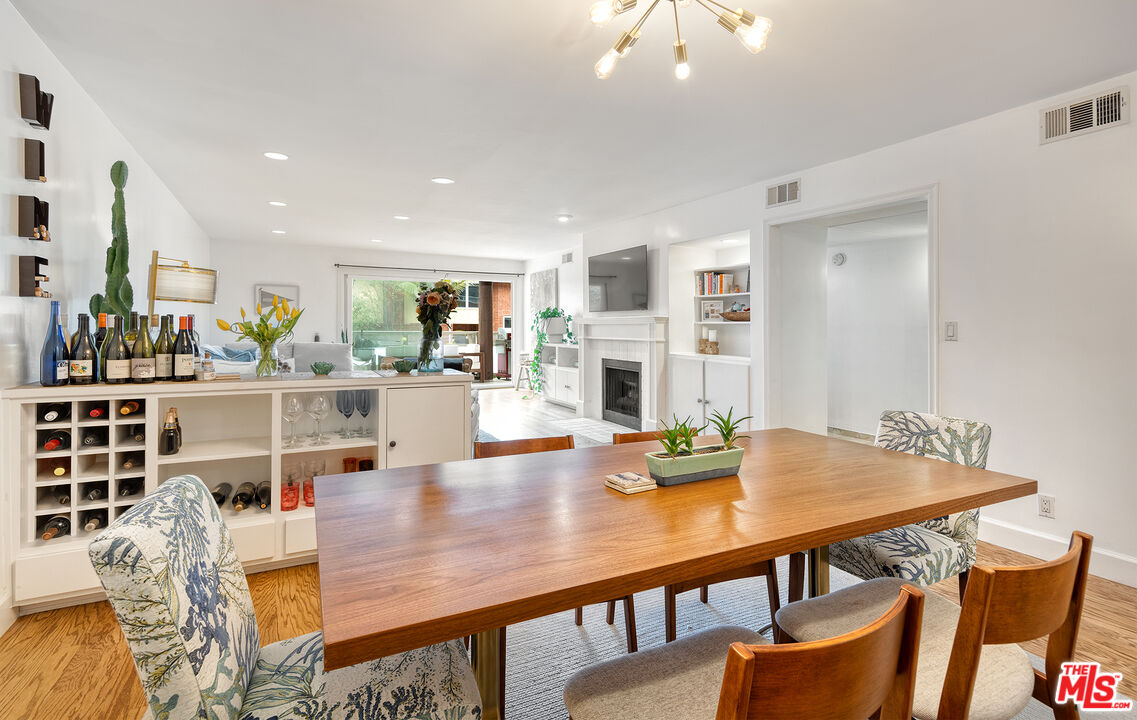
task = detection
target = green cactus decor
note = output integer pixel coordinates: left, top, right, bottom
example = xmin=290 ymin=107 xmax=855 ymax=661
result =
xmin=89 ymin=161 xmax=134 ymax=319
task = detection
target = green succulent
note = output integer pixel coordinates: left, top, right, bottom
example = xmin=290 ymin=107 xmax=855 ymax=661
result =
xmin=708 ymin=407 xmax=753 ymax=450
xmin=89 ymin=161 xmax=134 ymax=319
xmin=657 ymin=415 xmax=705 ymax=458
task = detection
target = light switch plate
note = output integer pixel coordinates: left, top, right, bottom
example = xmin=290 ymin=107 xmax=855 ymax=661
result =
xmin=944 ymin=321 xmax=958 ymax=342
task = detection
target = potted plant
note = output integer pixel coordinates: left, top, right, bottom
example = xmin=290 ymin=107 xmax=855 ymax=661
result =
xmin=416 ymin=280 xmax=460 ymax=372
xmin=643 ymin=408 xmax=753 ymax=486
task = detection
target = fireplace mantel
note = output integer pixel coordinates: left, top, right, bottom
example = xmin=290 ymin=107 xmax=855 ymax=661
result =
xmin=575 ymin=317 xmax=668 ymax=430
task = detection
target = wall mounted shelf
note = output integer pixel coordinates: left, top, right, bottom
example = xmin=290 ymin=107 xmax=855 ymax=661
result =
xmin=18 ymin=256 xmax=50 ymax=298
xmin=23 ymin=139 xmax=45 ymax=182
xmin=18 ymin=74 xmax=54 ymax=130
xmin=17 ymin=196 xmax=49 ymax=241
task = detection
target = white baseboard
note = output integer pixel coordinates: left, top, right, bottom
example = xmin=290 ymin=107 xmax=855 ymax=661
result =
xmin=979 ymin=517 xmax=1137 ymax=588
xmin=0 ymin=594 xmax=15 ymax=637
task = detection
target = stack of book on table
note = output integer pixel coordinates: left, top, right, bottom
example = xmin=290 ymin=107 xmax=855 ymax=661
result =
xmin=605 ymin=472 xmax=657 ymax=494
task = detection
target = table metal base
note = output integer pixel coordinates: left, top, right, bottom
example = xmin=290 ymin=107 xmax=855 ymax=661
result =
xmin=471 ymin=627 xmax=505 ymax=720
xmin=808 ymin=545 xmax=830 ymax=597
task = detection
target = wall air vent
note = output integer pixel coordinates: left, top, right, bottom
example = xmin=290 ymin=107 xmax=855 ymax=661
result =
xmin=1040 ymin=86 xmax=1129 ymax=145
xmin=562 ymin=252 xmax=573 ymax=264
xmin=766 ymin=178 xmax=801 ymax=208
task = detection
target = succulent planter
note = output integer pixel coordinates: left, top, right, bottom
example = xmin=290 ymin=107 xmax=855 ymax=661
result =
xmin=644 ymin=445 xmax=743 ymax=486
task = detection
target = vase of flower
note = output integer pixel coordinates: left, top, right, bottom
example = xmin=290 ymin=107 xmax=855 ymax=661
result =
xmin=416 ymin=280 xmax=460 ymax=373
xmin=217 ymin=295 xmax=304 ymax=378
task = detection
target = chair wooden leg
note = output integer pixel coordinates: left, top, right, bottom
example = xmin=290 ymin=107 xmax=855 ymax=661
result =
xmin=574 ymin=606 xmax=583 ymax=626
xmin=958 ymin=568 xmax=970 ymax=604
xmin=664 ymin=584 xmax=678 ymax=643
xmin=622 ymin=595 xmax=638 ymax=653
xmin=700 ymin=585 xmax=709 ymax=603
xmin=764 ymin=558 xmax=782 ymax=616
xmin=463 ymin=635 xmax=470 ymax=650
xmin=788 ymin=551 xmax=806 ymax=603
xmin=605 ymin=599 xmax=616 ymax=624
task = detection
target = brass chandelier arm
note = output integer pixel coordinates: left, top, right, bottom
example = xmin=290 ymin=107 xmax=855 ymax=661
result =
xmin=628 ymin=0 xmax=663 ymax=37
xmin=673 ymin=0 xmax=682 ymax=41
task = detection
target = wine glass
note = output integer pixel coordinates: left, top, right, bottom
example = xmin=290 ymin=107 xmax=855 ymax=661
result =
xmin=354 ymin=390 xmax=373 ymax=437
xmin=306 ymin=395 xmax=330 ymax=446
xmin=336 ymin=390 xmax=355 ymax=439
xmin=282 ymin=395 xmax=304 ymax=448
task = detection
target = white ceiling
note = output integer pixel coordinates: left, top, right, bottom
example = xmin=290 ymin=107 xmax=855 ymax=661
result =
xmin=13 ymin=0 xmax=1137 ymax=259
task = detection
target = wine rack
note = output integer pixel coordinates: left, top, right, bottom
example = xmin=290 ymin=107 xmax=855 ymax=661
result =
xmin=23 ymin=139 xmax=45 ymax=183
xmin=18 ymin=256 xmax=50 ymax=298
xmin=18 ymin=73 xmax=54 ymax=130
xmin=17 ymin=196 xmax=50 ymax=241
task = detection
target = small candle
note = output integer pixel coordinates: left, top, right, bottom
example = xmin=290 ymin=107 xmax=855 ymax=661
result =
xmin=701 ymin=326 xmax=709 ymax=340
xmin=708 ymin=330 xmax=718 ymax=343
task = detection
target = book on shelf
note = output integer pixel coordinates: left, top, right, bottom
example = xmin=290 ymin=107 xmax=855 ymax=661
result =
xmin=605 ymin=471 xmax=657 ymax=494
xmin=697 ymin=272 xmax=735 ymax=295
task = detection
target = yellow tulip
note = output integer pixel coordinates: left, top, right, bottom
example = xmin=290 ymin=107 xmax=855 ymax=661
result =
xmin=273 ymin=294 xmax=279 ymax=307
xmin=240 ymin=307 xmax=247 ymax=319
xmin=291 ymin=308 xmax=300 ymax=318
xmin=256 ymin=303 xmax=263 ymax=315
xmin=275 ymin=306 xmax=283 ymax=322
xmin=217 ymin=319 xmax=231 ymax=331
xmin=282 ymin=299 xmax=290 ymax=314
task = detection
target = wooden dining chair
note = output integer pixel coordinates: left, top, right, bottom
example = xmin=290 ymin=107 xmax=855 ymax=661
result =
xmin=564 ymin=584 xmax=924 ymax=720
xmin=612 ymin=429 xmax=807 ymax=642
xmin=777 ymin=531 xmax=1094 ymax=720
xmin=474 ymin=435 xmax=639 ymax=655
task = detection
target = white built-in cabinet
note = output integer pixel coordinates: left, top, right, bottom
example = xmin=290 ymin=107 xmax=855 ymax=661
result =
xmin=668 ymin=353 xmax=750 ymax=427
xmin=1 ymin=371 xmax=471 ymax=611
xmin=537 ymin=343 xmax=580 ymax=410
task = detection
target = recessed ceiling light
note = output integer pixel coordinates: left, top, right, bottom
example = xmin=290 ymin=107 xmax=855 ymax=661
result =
xmin=556 ymin=214 xmax=574 ymax=223
xmin=431 ymin=177 xmax=455 ymax=185
xmin=371 ymin=238 xmax=384 ymax=243
xmin=268 ymin=201 xmax=287 ymax=207
xmin=393 ymin=215 xmax=410 ymax=221
xmin=620 ymin=256 xmax=632 ymax=260
xmin=271 ymin=230 xmax=286 ymax=234
xmin=263 ymin=152 xmax=289 ymax=160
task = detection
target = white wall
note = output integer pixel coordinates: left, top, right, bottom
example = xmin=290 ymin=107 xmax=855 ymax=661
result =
xmin=0 ymin=0 xmax=212 ymax=634
xmin=579 ymin=71 xmax=1137 ymax=585
xmin=522 ymin=244 xmax=583 ymax=350
xmin=208 ymin=240 xmax=526 ymax=346
xmin=828 ymin=235 xmax=930 ymax=435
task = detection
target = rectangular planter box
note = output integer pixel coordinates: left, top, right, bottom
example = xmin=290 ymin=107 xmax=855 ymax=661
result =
xmin=644 ymin=445 xmax=743 ymax=486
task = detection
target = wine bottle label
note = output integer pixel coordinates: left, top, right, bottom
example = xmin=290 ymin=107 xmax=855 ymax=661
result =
xmin=131 ymin=358 xmax=155 ymax=379
xmin=53 ymin=360 xmax=68 ymax=380
xmin=174 ymin=354 xmax=194 ymax=376
xmin=69 ymin=359 xmax=93 ymax=377
xmin=155 ymin=354 xmax=173 ymax=377
xmin=106 ymin=359 xmax=130 ymax=380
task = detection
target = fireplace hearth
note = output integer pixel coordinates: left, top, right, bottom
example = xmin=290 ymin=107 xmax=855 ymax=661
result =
xmin=602 ymin=359 xmax=642 ymax=430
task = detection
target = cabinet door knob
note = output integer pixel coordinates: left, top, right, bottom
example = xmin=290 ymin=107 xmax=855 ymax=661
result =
xmin=389 ymin=440 xmax=397 ymax=448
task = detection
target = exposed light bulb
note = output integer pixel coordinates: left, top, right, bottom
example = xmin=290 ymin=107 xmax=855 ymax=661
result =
xmin=595 ymin=48 xmax=620 ymax=79
xmin=734 ymin=16 xmax=772 ymax=53
xmin=673 ymin=40 xmax=690 ymax=80
xmin=590 ymin=0 xmax=616 ymax=26
xmin=678 ymin=0 xmax=692 ymax=5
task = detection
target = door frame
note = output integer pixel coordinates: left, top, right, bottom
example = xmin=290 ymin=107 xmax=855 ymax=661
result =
xmin=761 ymin=184 xmax=940 ymax=430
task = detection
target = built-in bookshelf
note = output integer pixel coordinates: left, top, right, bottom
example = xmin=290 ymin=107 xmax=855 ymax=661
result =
xmin=692 ymin=263 xmax=751 ymax=357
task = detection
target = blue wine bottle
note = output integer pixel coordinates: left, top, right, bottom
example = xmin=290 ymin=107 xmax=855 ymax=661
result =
xmin=39 ymin=300 xmax=69 ymax=386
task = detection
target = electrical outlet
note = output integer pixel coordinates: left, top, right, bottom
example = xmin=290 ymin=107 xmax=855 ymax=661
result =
xmin=1038 ymin=494 xmax=1056 ymax=519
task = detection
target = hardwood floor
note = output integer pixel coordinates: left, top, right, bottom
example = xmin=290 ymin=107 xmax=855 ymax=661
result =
xmin=479 ymin=386 xmax=628 ymax=447
xmin=0 ymin=543 xmax=1132 ymax=718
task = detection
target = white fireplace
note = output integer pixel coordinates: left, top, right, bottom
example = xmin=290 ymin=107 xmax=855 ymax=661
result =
xmin=575 ymin=316 xmax=668 ymax=431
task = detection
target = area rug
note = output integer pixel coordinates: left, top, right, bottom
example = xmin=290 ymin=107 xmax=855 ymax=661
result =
xmin=502 ymin=556 xmax=1134 ymax=719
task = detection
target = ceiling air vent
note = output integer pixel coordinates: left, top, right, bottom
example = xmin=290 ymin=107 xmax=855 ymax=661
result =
xmin=766 ymin=178 xmax=801 ymax=208
xmin=1039 ymin=86 xmax=1129 ymax=145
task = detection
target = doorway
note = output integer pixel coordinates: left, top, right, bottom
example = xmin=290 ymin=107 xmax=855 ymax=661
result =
xmin=765 ymin=198 xmax=934 ymax=438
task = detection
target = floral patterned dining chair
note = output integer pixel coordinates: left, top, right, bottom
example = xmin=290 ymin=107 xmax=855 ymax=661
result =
xmin=88 ymin=473 xmax=482 ymax=720
xmin=828 ymin=410 xmax=993 ymax=599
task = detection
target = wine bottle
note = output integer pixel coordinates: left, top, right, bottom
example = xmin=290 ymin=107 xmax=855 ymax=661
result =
xmin=39 ymin=402 xmax=70 ymax=423
xmin=129 ymin=424 xmax=145 ymax=443
xmin=103 ymin=316 xmax=131 ymax=385
xmin=41 ymin=430 xmax=70 ymax=451
xmin=85 ymin=484 xmax=107 ymax=501
xmin=81 ymin=428 xmax=108 ymax=446
xmin=130 ymin=315 xmax=156 ymax=383
xmin=173 ymin=317 xmax=195 ymax=382
xmin=256 ymin=480 xmax=272 ymax=510
xmin=232 ymin=482 xmax=256 ymax=512
xmin=120 ymin=453 xmax=143 ymax=471
xmin=210 ymin=482 xmax=232 ymax=506
xmin=39 ymin=300 xmax=69 ymax=386
xmin=88 ymin=403 xmax=109 ymax=419
xmin=69 ymin=314 xmax=97 ymax=385
xmin=154 ymin=314 xmax=174 ymax=381
xmin=98 ymin=315 xmax=117 ymax=381
xmin=158 ymin=408 xmax=182 ymax=455
xmin=40 ymin=515 xmax=70 ymax=540
xmin=124 ymin=311 xmax=139 ymax=344
xmin=94 ymin=312 xmax=108 ymax=347
xmin=53 ymin=488 xmax=71 ymax=505
xmin=49 ymin=460 xmax=68 ymax=477
xmin=187 ymin=314 xmax=201 ymax=371
xmin=119 ymin=400 xmax=142 ymax=416
xmin=118 ymin=478 xmax=142 ymax=497
xmin=82 ymin=510 xmax=108 ymax=532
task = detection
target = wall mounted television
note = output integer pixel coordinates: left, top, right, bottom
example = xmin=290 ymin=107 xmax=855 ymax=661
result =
xmin=588 ymin=244 xmax=649 ymax=312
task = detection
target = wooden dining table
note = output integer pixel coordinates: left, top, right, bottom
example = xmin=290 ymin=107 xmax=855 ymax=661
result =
xmin=313 ymin=429 xmax=1037 ymax=719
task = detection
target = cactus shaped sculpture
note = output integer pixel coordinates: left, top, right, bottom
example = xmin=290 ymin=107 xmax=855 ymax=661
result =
xmin=89 ymin=161 xmax=134 ymax=319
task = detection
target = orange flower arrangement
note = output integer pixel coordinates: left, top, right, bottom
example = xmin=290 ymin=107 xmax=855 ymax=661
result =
xmin=416 ymin=280 xmax=460 ymax=369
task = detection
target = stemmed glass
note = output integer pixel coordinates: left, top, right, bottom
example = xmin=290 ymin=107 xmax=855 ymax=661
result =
xmin=306 ymin=394 xmax=330 ymax=446
xmin=336 ymin=390 xmax=355 ymax=439
xmin=354 ymin=390 xmax=373 ymax=437
xmin=282 ymin=395 xmax=304 ymax=448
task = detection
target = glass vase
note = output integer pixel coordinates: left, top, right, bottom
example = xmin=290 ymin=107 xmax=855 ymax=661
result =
xmin=256 ymin=341 xmax=279 ymax=378
xmin=417 ymin=329 xmax=444 ymax=373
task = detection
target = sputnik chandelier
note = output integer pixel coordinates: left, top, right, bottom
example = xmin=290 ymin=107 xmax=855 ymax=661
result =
xmin=590 ymin=0 xmax=772 ymax=80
